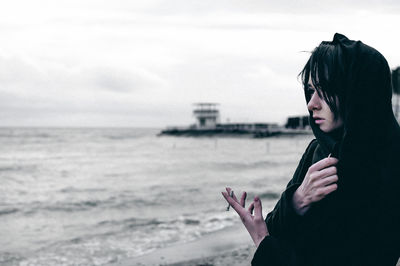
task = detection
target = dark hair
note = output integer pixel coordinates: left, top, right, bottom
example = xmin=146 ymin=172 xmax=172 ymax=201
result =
xmin=299 ymin=41 xmax=346 ymax=120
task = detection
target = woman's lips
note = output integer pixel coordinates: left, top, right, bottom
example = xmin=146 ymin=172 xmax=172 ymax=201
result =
xmin=314 ymin=118 xmax=324 ymax=124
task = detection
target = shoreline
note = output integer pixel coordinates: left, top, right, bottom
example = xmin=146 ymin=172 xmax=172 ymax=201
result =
xmin=164 ymin=245 xmax=254 ymax=266
xmin=114 ymin=224 xmax=256 ymax=266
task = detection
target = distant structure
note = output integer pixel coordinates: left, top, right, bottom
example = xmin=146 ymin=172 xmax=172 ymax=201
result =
xmin=285 ymin=115 xmax=310 ymax=129
xmin=193 ymin=103 xmax=220 ymax=128
xmin=159 ymin=103 xmax=312 ymax=138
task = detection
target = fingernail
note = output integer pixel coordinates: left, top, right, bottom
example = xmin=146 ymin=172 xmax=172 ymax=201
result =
xmin=254 ymin=196 xmax=259 ymax=202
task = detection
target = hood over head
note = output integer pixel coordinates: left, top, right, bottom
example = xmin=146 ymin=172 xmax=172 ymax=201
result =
xmin=304 ymin=33 xmax=399 ymax=158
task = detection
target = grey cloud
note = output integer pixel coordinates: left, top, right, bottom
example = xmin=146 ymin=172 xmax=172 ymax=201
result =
xmin=0 ymin=55 xmax=165 ymax=94
xmin=0 ymin=55 xmax=169 ymax=126
xmin=37 ymin=0 xmax=399 ymax=32
xmin=87 ymin=67 xmax=165 ymax=93
xmin=0 ymin=89 xmax=191 ymax=127
xmin=147 ymin=0 xmax=400 ymax=15
xmin=0 ymin=56 xmax=45 ymax=86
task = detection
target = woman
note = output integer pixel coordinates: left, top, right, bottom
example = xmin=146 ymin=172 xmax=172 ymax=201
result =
xmin=222 ymin=33 xmax=400 ymax=265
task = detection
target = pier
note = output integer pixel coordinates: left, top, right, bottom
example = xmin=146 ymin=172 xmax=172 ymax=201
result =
xmin=159 ymin=103 xmax=312 ymax=138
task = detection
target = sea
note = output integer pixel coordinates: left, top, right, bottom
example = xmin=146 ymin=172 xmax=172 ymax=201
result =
xmin=0 ymin=127 xmax=314 ymax=266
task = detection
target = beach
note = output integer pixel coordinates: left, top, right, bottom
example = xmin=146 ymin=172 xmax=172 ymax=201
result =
xmin=115 ymin=224 xmax=256 ymax=266
xmin=0 ymin=128 xmax=313 ymax=265
xmin=164 ymin=246 xmax=254 ymax=266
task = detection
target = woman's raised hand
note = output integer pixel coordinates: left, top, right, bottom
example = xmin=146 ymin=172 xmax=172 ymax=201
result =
xmin=222 ymin=187 xmax=269 ymax=247
xmin=293 ymin=156 xmax=339 ymax=215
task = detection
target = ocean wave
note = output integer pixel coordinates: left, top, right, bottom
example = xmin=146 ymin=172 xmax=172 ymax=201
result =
xmin=166 ymin=213 xmax=235 ymax=233
xmin=0 ymin=165 xmax=37 ymax=173
xmin=97 ymin=217 xmax=164 ymax=229
xmin=20 ymin=195 xmax=160 ymax=215
xmin=0 ymin=252 xmax=24 ymax=265
xmin=206 ymin=160 xmax=279 ymax=171
xmin=258 ymin=191 xmax=280 ymax=199
xmin=58 ymin=187 xmax=107 ymax=193
xmin=182 ymin=218 xmax=200 ymax=225
xmin=0 ymin=208 xmax=19 ymax=216
xmin=95 ymin=212 xmax=235 ymax=234
xmin=103 ymin=135 xmax=139 ymax=140
xmin=102 ymin=130 xmax=156 ymax=140
xmin=22 ymin=199 xmax=112 ymax=215
xmin=43 ymin=200 xmax=102 ymax=212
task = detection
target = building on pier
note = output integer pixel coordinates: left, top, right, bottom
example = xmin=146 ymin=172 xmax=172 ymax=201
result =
xmin=192 ymin=103 xmax=220 ymax=129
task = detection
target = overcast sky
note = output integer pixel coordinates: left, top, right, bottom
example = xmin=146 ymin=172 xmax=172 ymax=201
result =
xmin=0 ymin=0 xmax=399 ymax=128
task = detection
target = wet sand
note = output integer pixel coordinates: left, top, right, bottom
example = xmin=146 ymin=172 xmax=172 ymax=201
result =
xmin=114 ymin=224 xmax=256 ymax=266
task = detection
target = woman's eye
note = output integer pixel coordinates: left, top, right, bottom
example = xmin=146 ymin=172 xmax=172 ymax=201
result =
xmin=306 ymin=89 xmax=315 ymax=98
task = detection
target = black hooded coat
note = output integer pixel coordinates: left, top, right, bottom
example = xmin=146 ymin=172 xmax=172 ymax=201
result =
xmin=251 ymin=34 xmax=400 ymax=266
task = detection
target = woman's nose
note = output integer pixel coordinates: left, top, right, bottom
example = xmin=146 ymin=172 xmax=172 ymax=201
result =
xmin=307 ymin=92 xmax=321 ymax=111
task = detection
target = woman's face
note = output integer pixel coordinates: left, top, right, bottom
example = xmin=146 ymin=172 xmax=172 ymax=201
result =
xmin=306 ymin=80 xmax=344 ymax=133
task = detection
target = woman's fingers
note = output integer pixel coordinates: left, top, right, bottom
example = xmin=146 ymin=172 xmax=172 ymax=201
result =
xmin=225 ymin=187 xmax=247 ymax=207
xmin=221 ymin=191 xmax=237 ymax=212
xmin=315 ymin=174 xmax=338 ymax=187
xmin=318 ymin=166 xmax=337 ymax=177
xmin=240 ymin=192 xmax=247 ymax=208
xmin=225 ymin=187 xmax=239 ymax=203
xmin=295 ymin=156 xmax=341 ymax=212
xmin=221 ymin=191 xmax=244 ymax=214
xmin=254 ymin=196 xmax=263 ymax=220
xmin=222 ymin=188 xmax=265 ymax=222
xmin=248 ymin=202 xmax=254 ymax=214
xmin=222 ymin=191 xmax=235 ymax=205
xmin=309 ymin=157 xmax=338 ymax=173
xmin=320 ymin=183 xmax=338 ymax=196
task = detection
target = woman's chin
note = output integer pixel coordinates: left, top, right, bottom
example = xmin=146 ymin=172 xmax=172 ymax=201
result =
xmin=319 ymin=125 xmax=330 ymax=133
